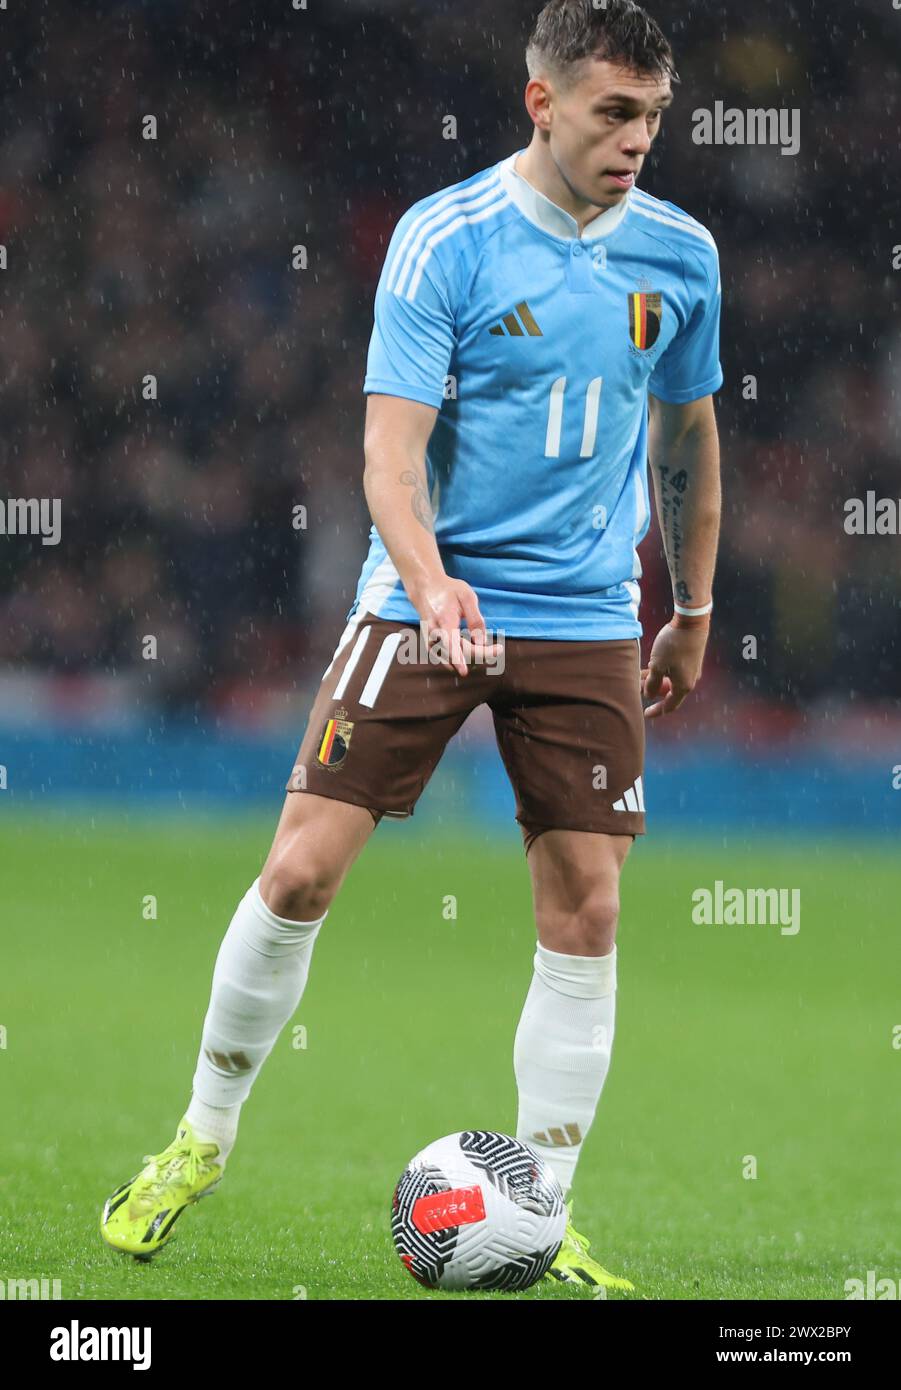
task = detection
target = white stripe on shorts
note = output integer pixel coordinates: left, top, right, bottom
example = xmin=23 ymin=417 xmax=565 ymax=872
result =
xmin=332 ymin=624 xmax=372 ymax=701
xmin=359 ymin=631 xmax=404 ymax=709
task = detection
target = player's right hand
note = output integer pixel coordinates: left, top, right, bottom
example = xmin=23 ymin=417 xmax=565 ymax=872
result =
xmin=407 ymin=575 xmax=503 ymax=677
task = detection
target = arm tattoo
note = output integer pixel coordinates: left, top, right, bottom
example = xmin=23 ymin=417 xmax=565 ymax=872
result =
xmin=657 ymin=464 xmax=693 ymax=605
xmin=399 ymin=468 xmax=435 ymax=535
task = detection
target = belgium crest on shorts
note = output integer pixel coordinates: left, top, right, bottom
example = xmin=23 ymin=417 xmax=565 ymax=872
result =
xmin=316 ymin=705 xmax=354 ymax=772
xmin=627 ymin=289 xmax=662 ymax=351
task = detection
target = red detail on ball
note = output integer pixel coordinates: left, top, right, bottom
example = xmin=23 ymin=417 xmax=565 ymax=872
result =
xmin=411 ymin=1185 xmax=486 ymax=1234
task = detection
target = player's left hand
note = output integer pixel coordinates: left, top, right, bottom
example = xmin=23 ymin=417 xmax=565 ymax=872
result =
xmin=641 ymin=621 xmax=709 ymax=719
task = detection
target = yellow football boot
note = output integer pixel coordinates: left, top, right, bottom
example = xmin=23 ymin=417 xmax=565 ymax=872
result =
xmin=545 ymin=1201 xmax=635 ymax=1291
xmin=101 ymin=1118 xmax=223 ymax=1258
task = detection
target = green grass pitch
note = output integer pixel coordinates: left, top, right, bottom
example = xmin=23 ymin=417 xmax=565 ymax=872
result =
xmin=2 ymin=808 xmax=898 ymax=1300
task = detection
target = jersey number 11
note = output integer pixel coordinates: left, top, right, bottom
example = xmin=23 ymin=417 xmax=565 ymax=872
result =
xmin=544 ymin=376 xmax=603 ymax=458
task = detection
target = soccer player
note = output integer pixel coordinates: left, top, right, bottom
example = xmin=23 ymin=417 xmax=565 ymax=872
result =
xmin=102 ymin=0 xmax=722 ymax=1290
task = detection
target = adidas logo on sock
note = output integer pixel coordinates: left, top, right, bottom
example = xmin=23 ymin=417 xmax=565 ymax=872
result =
xmin=612 ymin=776 xmax=645 ymax=813
xmin=204 ymin=1048 xmax=252 ymax=1074
xmin=532 ymin=1124 xmax=583 ymax=1147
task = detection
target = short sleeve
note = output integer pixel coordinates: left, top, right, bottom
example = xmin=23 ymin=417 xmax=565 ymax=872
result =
xmin=649 ymin=243 xmax=723 ymax=404
xmin=363 ymin=208 xmax=458 ymax=409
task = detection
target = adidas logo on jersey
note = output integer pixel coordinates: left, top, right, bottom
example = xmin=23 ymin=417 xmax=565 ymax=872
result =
xmin=488 ymin=301 xmax=542 ymax=336
xmin=612 ymin=776 xmax=645 ymax=813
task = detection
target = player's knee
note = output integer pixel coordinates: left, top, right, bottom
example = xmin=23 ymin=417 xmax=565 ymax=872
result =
xmin=259 ymin=836 xmax=340 ymax=922
xmin=550 ymin=888 xmax=620 ymax=955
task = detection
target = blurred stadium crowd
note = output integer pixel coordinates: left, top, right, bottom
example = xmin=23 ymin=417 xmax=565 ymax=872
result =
xmin=0 ymin=0 xmax=898 ymax=731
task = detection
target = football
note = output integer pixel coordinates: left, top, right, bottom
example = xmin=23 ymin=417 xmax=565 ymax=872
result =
xmin=391 ymin=1130 xmax=567 ymax=1291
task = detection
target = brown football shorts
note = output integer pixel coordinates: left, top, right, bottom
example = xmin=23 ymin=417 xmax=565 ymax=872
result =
xmin=285 ymin=609 xmax=646 ymax=853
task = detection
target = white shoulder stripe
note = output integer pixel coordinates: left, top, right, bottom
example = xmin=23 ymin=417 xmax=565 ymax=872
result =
xmin=403 ymin=193 xmax=511 ymax=302
xmin=387 ymin=170 xmax=502 ymax=294
xmin=630 ymin=199 xmax=717 ymax=251
xmin=392 ymin=181 xmax=506 ymax=300
xmin=630 ymin=188 xmax=710 ymax=233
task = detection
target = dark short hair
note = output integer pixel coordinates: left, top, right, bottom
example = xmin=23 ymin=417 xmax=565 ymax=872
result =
xmin=526 ymin=0 xmax=678 ymax=88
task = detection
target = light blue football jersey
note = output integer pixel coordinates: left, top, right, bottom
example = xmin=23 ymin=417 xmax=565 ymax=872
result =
xmin=349 ymin=149 xmax=723 ymax=640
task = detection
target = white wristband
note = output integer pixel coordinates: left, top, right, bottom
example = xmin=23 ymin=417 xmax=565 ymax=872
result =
xmin=673 ymin=600 xmax=713 ymax=617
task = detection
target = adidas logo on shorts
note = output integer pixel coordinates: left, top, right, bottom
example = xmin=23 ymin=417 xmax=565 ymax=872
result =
xmin=612 ymin=776 xmax=645 ymax=813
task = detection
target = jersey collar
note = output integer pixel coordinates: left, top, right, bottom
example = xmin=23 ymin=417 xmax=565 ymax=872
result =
xmin=499 ymin=149 xmax=630 ymax=242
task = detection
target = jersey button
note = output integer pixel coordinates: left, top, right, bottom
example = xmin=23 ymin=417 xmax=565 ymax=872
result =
xmin=572 ymin=243 xmax=584 ymax=256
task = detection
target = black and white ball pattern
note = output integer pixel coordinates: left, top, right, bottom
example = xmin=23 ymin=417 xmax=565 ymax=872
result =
xmin=391 ymin=1131 xmax=566 ymax=1291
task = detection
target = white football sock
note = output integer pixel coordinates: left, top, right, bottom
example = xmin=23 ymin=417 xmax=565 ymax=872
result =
xmin=184 ymin=1093 xmax=241 ymax=1155
xmin=514 ymin=942 xmax=617 ymax=1196
xmin=186 ymin=878 xmax=326 ymax=1162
